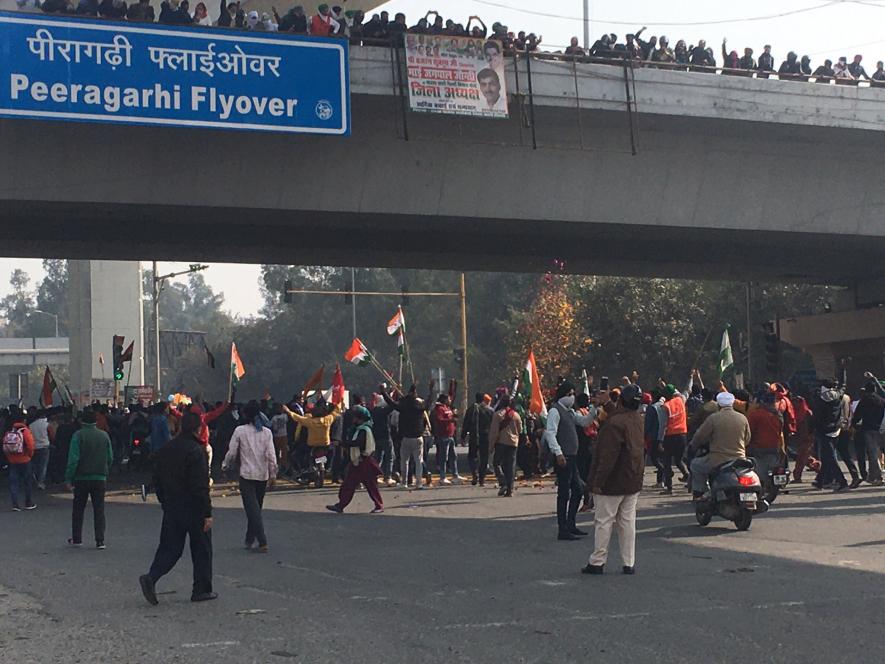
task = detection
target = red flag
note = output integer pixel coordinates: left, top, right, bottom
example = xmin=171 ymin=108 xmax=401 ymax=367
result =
xmin=302 ymin=365 xmax=325 ymax=399
xmin=120 ymin=341 xmax=134 ymax=363
xmin=330 ymin=364 xmax=345 ymax=405
xmin=41 ymin=367 xmax=56 ymax=407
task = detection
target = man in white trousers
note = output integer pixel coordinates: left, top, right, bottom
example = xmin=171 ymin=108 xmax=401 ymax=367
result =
xmin=582 ymin=384 xmax=645 ymax=575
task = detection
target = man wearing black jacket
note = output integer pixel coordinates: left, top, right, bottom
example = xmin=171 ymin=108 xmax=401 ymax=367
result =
xmin=851 ymin=380 xmax=884 ymax=485
xmin=382 ymin=384 xmax=429 ymax=489
xmin=461 ymin=393 xmax=494 ymax=486
xmin=139 ymin=412 xmax=215 ymax=605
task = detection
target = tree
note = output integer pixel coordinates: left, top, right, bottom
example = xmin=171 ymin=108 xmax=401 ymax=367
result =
xmin=35 ymin=259 xmax=69 ymax=336
xmin=0 ymin=269 xmax=35 ymax=337
xmin=507 ymin=275 xmax=586 ymax=389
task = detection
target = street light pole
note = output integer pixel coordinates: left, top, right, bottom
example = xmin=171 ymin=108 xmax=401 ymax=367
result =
xmin=32 ymin=309 xmax=59 ymax=337
xmin=152 ymin=260 xmax=161 ymax=398
xmin=583 ymin=0 xmax=590 ymax=51
xmin=152 ymin=262 xmax=209 ymax=399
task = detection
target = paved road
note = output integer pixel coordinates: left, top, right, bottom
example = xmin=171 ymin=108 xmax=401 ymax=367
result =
xmin=1 ymin=471 xmax=885 ymax=664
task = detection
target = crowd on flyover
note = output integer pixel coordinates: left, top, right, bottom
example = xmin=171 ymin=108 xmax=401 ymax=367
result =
xmin=15 ymin=1 xmax=885 ymax=86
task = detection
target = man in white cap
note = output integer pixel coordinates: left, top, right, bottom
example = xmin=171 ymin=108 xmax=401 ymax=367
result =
xmin=686 ymin=392 xmax=751 ymax=500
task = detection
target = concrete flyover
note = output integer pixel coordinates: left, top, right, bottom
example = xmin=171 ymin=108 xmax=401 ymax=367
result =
xmin=0 ymin=45 xmax=884 ymax=283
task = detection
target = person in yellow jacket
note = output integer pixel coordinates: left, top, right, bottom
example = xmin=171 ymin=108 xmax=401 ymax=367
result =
xmin=283 ymin=400 xmax=342 ymax=487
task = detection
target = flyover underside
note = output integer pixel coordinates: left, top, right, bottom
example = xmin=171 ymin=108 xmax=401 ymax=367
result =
xmin=1 ymin=93 xmax=884 ymax=282
xmin=1 ymin=200 xmax=882 ymax=282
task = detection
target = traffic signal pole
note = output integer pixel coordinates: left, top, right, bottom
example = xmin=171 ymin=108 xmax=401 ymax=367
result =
xmin=152 ymin=260 xmax=161 ymax=399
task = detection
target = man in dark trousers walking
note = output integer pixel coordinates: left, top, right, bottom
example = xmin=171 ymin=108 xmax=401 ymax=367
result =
xmin=139 ymin=412 xmax=216 ymax=605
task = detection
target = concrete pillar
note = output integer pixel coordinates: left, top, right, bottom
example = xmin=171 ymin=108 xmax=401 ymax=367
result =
xmin=68 ymin=260 xmax=145 ymax=403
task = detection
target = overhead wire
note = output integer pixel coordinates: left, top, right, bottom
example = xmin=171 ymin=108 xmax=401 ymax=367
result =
xmin=467 ymin=0 xmax=842 ymax=27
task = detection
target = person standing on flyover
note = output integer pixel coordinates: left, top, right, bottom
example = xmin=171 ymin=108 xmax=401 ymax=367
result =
xmin=546 ymin=381 xmax=597 ymax=541
xmin=582 ymin=385 xmax=644 ymax=575
xmin=64 ymin=409 xmax=113 ymax=549
xmin=139 ymin=412 xmax=215 ymax=605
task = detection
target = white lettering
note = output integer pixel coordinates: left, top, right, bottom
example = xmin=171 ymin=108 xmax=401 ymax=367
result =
xmin=50 ymin=82 xmax=67 ymax=103
xmin=191 ymin=86 xmax=206 ymax=111
xmin=268 ymin=98 xmax=283 ymax=116
xmin=31 ymin=81 xmax=47 ymax=102
xmin=287 ymin=99 xmax=298 ymax=116
xmin=10 ymin=74 xmax=28 ymax=99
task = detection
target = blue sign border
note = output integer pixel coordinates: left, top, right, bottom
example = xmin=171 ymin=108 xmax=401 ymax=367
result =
xmin=0 ymin=11 xmax=351 ymax=135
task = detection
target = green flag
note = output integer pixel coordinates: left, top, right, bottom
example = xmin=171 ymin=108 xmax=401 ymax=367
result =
xmin=719 ymin=328 xmax=734 ymax=377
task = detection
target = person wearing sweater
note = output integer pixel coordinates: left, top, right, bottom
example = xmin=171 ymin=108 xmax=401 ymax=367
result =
xmin=488 ymin=396 xmax=521 ymax=497
xmin=64 ymin=409 xmax=113 ymax=548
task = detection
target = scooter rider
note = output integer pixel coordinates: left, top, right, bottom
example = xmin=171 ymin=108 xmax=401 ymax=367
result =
xmin=687 ymin=392 xmax=752 ymax=500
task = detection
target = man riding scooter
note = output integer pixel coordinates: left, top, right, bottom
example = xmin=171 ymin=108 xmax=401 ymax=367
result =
xmin=687 ymin=392 xmax=752 ymax=499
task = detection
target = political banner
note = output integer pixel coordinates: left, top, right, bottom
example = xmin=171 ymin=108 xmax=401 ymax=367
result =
xmin=0 ymin=11 xmax=350 ymax=134
xmin=90 ymin=378 xmax=115 ymax=401
xmin=404 ymin=34 xmax=508 ymax=118
xmin=125 ymin=385 xmax=155 ymax=407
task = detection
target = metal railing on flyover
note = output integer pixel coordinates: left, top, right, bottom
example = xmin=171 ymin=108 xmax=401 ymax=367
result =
xmin=18 ymin=11 xmax=885 ymax=89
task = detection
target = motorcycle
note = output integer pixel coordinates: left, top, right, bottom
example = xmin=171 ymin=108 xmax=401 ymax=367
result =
xmin=759 ymin=461 xmax=789 ymax=505
xmin=127 ymin=435 xmax=150 ymax=472
xmin=695 ymin=457 xmax=767 ymax=531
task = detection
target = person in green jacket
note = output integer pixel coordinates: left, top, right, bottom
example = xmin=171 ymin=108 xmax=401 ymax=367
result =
xmin=65 ymin=410 xmax=113 ymax=549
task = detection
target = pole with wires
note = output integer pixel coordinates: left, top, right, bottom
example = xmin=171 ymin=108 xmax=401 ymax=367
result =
xmin=582 ymin=0 xmax=590 ymax=51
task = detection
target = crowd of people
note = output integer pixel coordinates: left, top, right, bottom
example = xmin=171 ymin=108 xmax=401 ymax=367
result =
xmin=15 ymin=1 xmax=885 ymax=86
xmin=3 ymin=362 xmax=885 ymax=591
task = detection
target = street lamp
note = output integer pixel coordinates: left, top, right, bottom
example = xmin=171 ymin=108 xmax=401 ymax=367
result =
xmin=31 ymin=309 xmax=59 ymax=337
xmin=151 ymin=261 xmax=209 ymax=397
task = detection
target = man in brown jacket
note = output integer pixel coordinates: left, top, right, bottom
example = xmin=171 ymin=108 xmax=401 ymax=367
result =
xmin=582 ymin=385 xmax=645 ymax=576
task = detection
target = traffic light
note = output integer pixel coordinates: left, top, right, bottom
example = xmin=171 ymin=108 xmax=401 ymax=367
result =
xmin=401 ymin=285 xmax=409 ymax=308
xmin=763 ymin=321 xmax=781 ymax=377
xmin=112 ymin=335 xmax=125 ymax=381
xmin=283 ymin=279 xmax=293 ymax=304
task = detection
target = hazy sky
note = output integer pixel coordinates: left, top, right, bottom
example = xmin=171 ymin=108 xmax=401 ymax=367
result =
xmin=2 ymin=1 xmax=883 ymax=317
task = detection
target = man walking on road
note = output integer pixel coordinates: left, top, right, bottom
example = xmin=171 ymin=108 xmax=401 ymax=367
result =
xmin=582 ymin=385 xmax=644 ymax=575
xmin=222 ymin=401 xmax=277 ymax=553
xmin=64 ymin=409 xmax=113 ymax=549
xmin=139 ymin=412 xmax=215 ymax=605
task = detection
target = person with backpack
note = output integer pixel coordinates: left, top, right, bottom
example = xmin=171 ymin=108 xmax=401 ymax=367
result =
xmin=811 ymin=379 xmax=852 ymax=492
xmin=4 ymin=407 xmax=36 ymax=511
xmin=65 ymin=409 xmax=113 ymax=549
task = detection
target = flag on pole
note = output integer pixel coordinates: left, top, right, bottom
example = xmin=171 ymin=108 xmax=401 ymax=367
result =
xmin=387 ymin=307 xmax=405 ymax=336
xmin=344 ymin=338 xmax=371 ymax=366
xmin=40 ymin=367 xmax=57 ymax=408
xmin=522 ymin=350 xmax=547 ymax=416
xmin=329 ymin=363 xmax=345 ymax=405
xmin=230 ymin=342 xmax=246 ymax=383
xmin=120 ymin=341 xmax=134 ymax=364
xmin=302 ymin=365 xmax=325 ymax=400
xmin=580 ymin=368 xmax=590 ymax=395
xmin=719 ymin=328 xmax=734 ymax=377
xmin=397 ymin=329 xmax=405 ymax=356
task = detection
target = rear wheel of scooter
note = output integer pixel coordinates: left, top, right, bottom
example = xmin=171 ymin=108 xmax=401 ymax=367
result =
xmin=315 ymin=464 xmax=325 ymax=489
xmin=695 ymin=505 xmax=712 ymax=527
xmin=734 ymin=509 xmax=753 ymax=531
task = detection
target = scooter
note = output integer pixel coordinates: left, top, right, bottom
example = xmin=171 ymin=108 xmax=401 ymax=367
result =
xmin=695 ymin=457 xmax=766 ymax=531
xmin=127 ymin=435 xmax=150 ymax=472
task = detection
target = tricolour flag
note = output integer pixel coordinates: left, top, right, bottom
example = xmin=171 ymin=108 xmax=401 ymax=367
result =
xmin=344 ymin=338 xmax=371 ymax=366
xmin=719 ymin=328 xmax=734 ymax=377
xmin=230 ymin=342 xmax=246 ymax=383
xmin=40 ymin=367 xmax=57 ymax=408
xmin=302 ymin=365 xmax=325 ymax=399
xmin=387 ymin=307 xmax=405 ymax=336
xmin=522 ymin=350 xmax=547 ymax=416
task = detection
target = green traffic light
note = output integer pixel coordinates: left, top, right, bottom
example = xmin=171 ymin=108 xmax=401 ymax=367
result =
xmin=114 ymin=370 xmax=124 ymax=381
